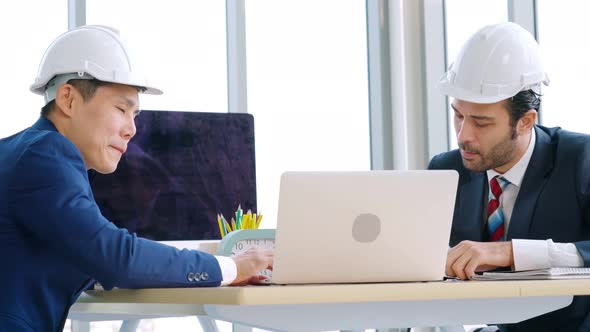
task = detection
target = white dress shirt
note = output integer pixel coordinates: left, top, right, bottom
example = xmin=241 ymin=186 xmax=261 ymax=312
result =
xmin=486 ymin=129 xmax=584 ymax=270
xmin=216 ymin=256 xmax=238 ymax=286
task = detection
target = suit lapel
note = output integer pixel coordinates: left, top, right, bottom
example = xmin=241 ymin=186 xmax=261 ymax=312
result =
xmin=455 ymin=170 xmax=487 ymax=242
xmin=506 ymin=126 xmax=555 ymax=240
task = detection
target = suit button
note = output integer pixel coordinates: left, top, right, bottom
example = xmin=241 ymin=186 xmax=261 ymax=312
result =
xmin=201 ymin=272 xmax=209 ymax=281
xmin=187 ymin=272 xmax=195 ymax=282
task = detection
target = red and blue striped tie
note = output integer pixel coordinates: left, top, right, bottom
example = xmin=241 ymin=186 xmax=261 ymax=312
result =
xmin=487 ymin=176 xmax=509 ymax=241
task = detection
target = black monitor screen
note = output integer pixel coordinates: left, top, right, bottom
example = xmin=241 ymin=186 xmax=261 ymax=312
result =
xmin=90 ymin=110 xmax=257 ymax=240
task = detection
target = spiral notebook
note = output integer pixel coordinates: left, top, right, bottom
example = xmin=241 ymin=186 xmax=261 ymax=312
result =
xmin=472 ymin=267 xmax=590 ymax=280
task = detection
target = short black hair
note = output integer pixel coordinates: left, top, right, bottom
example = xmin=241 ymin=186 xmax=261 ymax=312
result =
xmin=40 ymin=79 xmax=111 ymax=117
xmin=505 ymin=89 xmax=542 ymax=128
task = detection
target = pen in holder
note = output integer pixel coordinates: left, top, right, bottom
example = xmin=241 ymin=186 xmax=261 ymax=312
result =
xmin=217 ymin=204 xmax=263 ymax=238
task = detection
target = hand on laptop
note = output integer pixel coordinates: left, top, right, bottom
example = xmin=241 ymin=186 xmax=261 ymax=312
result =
xmin=446 ymin=240 xmax=514 ymax=280
xmin=230 ymin=247 xmax=274 ymax=286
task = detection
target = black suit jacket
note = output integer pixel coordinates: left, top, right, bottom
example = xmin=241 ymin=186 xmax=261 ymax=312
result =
xmin=429 ymin=125 xmax=590 ymax=332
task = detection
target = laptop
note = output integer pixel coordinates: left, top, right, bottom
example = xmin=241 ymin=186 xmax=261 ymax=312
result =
xmin=270 ymin=170 xmax=458 ymax=284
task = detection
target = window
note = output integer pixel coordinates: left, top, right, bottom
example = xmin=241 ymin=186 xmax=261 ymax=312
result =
xmin=87 ymin=0 xmax=227 ymax=113
xmin=444 ymin=0 xmax=508 ymax=148
xmin=0 ymin=2 xmax=67 ymax=138
xmin=537 ymin=0 xmax=590 ymax=134
xmin=245 ymin=0 xmax=371 ymax=227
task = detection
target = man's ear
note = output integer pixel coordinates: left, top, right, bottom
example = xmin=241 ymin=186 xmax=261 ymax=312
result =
xmin=517 ymin=109 xmax=537 ymax=134
xmin=54 ymin=84 xmax=76 ymax=117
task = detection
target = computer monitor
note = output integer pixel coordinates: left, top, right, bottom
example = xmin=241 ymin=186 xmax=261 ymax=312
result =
xmin=90 ymin=110 xmax=257 ymax=240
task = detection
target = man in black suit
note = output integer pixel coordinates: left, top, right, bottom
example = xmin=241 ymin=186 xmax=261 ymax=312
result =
xmin=429 ymin=22 xmax=590 ymax=331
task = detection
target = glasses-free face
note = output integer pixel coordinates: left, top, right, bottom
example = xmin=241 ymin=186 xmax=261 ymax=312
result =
xmin=452 ymin=99 xmax=528 ymax=173
xmin=65 ymin=83 xmax=140 ymax=174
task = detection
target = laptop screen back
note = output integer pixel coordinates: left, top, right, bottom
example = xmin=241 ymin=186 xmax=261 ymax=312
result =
xmin=90 ymin=110 xmax=257 ymax=240
xmin=271 ymin=170 xmax=458 ymax=284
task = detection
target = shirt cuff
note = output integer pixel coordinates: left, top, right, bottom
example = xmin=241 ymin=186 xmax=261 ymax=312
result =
xmin=214 ymin=255 xmax=237 ymax=286
xmin=549 ymin=241 xmax=584 ymax=267
xmin=512 ymin=239 xmax=551 ymax=271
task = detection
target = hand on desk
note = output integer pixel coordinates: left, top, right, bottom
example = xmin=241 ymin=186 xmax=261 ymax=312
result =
xmin=446 ymin=240 xmax=514 ymax=280
xmin=230 ymin=247 xmax=274 ymax=286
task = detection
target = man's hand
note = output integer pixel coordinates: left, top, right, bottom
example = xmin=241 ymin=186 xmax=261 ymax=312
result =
xmin=446 ymin=240 xmax=514 ymax=280
xmin=230 ymin=247 xmax=274 ymax=286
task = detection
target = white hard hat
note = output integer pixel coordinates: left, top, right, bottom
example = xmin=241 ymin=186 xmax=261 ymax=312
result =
xmin=438 ymin=22 xmax=549 ymax=104
xmin=30 ymin=25 xmax=162 ymax=103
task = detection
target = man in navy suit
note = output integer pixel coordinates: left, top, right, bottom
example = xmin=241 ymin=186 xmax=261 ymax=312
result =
xmin=428 ymin=22 xmax=590 ymax=331
xmin=0 ymin=25 xmax=272 ymax=331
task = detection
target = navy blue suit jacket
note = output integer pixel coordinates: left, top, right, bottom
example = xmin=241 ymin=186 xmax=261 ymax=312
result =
xmin=0 ymin=117 xmax=223 ymax=331
xmin=429 ymin=125 xmax=590 ymax=332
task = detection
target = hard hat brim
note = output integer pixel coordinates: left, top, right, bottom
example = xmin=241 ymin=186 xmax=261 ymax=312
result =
xmin=437 ymin=80 xmax=513 ymax=104
xmin=30 ymin=76 xmax=163 ymax=96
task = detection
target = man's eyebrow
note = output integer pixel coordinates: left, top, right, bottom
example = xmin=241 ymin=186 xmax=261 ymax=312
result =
xmin=118 ymin=96 xmax=137 ymax=108
xmin=451 ymin=104 xmax=495 ymax=121
xmin=470 ymin=114 xmax=495 ymax=121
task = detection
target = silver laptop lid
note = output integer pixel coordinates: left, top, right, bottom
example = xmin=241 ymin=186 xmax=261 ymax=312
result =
xmin=271 ymin=170 xmax=458 ymax=284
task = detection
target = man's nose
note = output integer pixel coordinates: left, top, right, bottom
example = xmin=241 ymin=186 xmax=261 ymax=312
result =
xmin=123 ymin=115 xmax=136 ymax=140
xmin=456 ymin=121 xmax=473 ymax=144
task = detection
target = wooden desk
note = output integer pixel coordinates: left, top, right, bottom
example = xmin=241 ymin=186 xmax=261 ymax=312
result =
xmin=70 ymin=279 xmax=590 ymax=331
